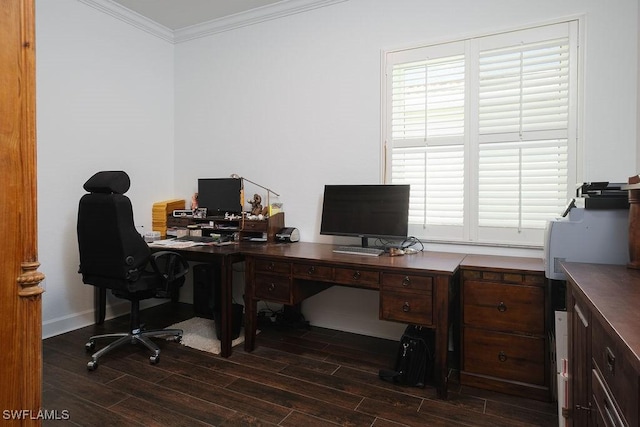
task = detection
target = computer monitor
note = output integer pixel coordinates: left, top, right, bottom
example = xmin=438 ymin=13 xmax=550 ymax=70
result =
xmin=320 ymin=184 xmax=410 ymax=247
xmin=197 ymin=178 xmax=242 ymax=217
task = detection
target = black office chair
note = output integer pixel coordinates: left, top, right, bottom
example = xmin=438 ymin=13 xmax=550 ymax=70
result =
xmin=77 ymin=171 xmax=188 ymax=370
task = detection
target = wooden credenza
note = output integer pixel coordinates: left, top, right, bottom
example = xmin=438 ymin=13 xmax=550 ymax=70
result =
xmin=564 ymin=263 xmax=640 ymax=427
xmin=241 ymin=242 xmax=466 ymax=399
xmin=459 ymin=255 xmax=549 ymax=401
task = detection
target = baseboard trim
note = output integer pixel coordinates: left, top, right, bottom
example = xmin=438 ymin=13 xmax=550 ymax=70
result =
xmin=42 ymin=299 xmax=165 ymax=339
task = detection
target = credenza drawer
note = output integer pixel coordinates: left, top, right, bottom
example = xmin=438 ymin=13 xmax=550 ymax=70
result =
xmin=592 ymin=319 xmax=638 ymax=426
xmin=592 ymin=368 xmax=627 ymax=427
xmin=462 ymin=269 xmax=544 ymax=285
xmin=463 ymin=281 xmax=544 ymax=334
xmin=254 ymin=259 xmax=290 ymax=275
xmin=463 ymin=327 xmax=545 ymax=386
xmin=292 ymin=263 xmax=333 ymax=281
xmin=254 ymin=275 xmax=291 ymax=303
xmin=334 ymin=268 xmax=379 ymax=288
xmin=380 ymin=291 xmax=433 ymax=326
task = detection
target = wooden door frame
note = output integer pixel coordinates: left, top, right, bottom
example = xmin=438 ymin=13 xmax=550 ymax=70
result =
xmin=0 ymin=0 xmax=44 ymax=424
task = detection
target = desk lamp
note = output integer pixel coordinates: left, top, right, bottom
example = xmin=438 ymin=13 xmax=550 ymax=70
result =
xmin=230 ymin=174 xmax=280 ymax=216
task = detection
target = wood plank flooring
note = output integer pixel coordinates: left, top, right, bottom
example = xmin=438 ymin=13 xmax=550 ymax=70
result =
xmin=42 ymin=302 xmax=558 ymax=426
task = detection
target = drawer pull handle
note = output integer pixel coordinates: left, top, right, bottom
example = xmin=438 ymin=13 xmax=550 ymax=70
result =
xmin=268 ymin=283 xmax=275 ymax=292
xmin=307 ymin=266 xmax=315 ymax=275
xmin=353 ymin=271 xmax=361 ymax=280
xmin=498 ymin=351 xmax=507 ymax=362
xmin=402 ymin=302 xmax=410 ymax=312
xmin=605 ymin=346 xmax=616 ymax=375
xmin=268 ymin=262 xmax=275 ymax=271
xmin=402 ymin=276 xmax=411 ymax=287
xmin=603 ymin=398 xmax=618 ymax=426
xmin=497 ymin=302 xmax=507 ymax=312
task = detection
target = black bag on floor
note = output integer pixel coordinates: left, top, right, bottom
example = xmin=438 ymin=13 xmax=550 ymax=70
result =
xmin=379 ymin=325 xmax=433 ymax=388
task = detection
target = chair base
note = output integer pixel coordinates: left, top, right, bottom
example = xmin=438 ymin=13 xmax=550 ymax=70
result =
xmin=85 ymin=327 xmax=182 ymax=370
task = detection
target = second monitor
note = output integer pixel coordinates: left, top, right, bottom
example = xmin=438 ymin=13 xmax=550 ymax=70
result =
xmin=197 ymin=178 xmax=242 ymax=217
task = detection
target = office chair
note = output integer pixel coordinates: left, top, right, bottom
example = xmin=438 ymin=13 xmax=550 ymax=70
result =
xmin=77 ymin=171 xmax=188 ymax=370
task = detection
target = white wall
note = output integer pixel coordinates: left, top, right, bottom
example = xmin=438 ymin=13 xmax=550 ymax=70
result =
xmin=173 ymin=0 xmax=638 ymax=337
xmin=36 ymin=0 xmax=639 ymax=339
xmin=36 ymin=0 xmax=175 ymax=337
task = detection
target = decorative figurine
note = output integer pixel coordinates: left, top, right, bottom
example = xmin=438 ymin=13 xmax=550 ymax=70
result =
xmin=191 ymin=193 xmax=198 ymax=210
xmin=248 ymin=193 xmax=263 ymax=216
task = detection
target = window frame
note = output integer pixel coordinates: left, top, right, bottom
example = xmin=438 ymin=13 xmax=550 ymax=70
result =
xmin=381 ymin=19 xmax=581 ymax=248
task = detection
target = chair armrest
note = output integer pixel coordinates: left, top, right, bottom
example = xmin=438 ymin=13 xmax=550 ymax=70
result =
xmin=148 ymin=251 xmax=189 ymax=295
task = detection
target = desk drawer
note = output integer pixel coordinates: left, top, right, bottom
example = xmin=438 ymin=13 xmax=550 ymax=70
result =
xmin=254 ymin=275 xmax=291 ymax=303
xmin=380 ymin=291 xmax=433 ymax=326
xmin=167 ymin=217 xmax=192 ymax=227
xmin=292 ymin=263 xmax=333 ymax=281
xmin=463 ymin=281 xmax=544 ymax=334
xmin=463 ymin=327 xmax=545 ymax=386
xmin=592 ymin=320 xmax=639 ymax=426
xmin=254 ymin=259 xmax=290 ymax=275
xmin=382 ymin=273 xmax=433 ymax=292
xmin=242 ymin=220 xmax=268 ymax=232
xmin=334 ymin=268 xmax=379 ymax=288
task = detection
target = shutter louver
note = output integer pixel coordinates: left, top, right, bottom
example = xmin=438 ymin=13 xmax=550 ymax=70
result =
xmin=478 ymin=140 xmax=568 ymax=229
xmin=479 ymin=38 xmax=569 ymax=136
xmin=392 ymin=145 xmax=464 ymax=227
xmin=392 ymin=61 xmax=427 ymax=141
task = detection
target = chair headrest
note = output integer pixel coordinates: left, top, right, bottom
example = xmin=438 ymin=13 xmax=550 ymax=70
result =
xmin=83 ymin=171 xmax=131 ymax=194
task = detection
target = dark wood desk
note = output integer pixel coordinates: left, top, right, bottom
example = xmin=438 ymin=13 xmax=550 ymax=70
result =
xmin=564 ymin=263 xmax=640 ymax=426
xmin=97 ymin=244 xmax=245 ymax=357
xmin=163 ymin=245 xmax=245 ymax=357
xmin=241 ymin=242 xmax=466 ymax=399
xmin=95 ymin=241 xmax=463 ymax=394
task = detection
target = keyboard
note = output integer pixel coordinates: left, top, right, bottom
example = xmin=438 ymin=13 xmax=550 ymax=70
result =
xmin=177 ymin=235 xmax=218 ymax=243
xmin=332 ymin=246 xmax=384 ymax=257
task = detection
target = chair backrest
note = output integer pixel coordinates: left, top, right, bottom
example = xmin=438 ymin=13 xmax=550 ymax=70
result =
xmin=77 ymin=171 xmax=151 ymax=289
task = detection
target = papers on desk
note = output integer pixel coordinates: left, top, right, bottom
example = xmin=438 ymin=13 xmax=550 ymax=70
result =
xmin=148 ymin=239 xmax=236 ymax=248
xmin=148 ymin=239 xmax=204 ymax=248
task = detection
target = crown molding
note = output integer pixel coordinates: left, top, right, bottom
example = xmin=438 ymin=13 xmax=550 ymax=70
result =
xmin=78 ymin=0 xmax=349 ymax=44
xmin=173 ymin=0 xmax=349 ymax=43
xmin=78 ymin=0 xmax=174 ymax=42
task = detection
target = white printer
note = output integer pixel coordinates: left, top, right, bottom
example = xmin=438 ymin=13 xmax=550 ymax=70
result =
xmin=544 ymin=201 xmax=629 ymax=280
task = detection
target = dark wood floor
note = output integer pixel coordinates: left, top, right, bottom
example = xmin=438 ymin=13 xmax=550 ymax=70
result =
xmin=42 ymin=302 xmax=558 ymax=426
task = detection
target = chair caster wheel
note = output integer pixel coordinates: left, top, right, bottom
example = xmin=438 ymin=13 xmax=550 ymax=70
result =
xmin=85 ymin=341 xmax=95 ymax=352
xmin=174 ymin=336 xmax=182 ymax=343
xmin=149 ymin=355 xmax=159 ymax=365
xmin=87 ymin=360 xmax=98 ymax=371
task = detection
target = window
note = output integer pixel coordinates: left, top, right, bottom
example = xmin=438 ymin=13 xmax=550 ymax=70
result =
xmin=383 ymin=21 xmax=579 ymax=247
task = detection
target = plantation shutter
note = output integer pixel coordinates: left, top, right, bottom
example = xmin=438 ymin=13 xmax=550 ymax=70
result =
xmin=384 ymin=21 xmax=577 ymax=246
xmin=387 ymin=44 xmax=466 ymax=239
xmin=476 ymin=23 xmax=573 ymax=235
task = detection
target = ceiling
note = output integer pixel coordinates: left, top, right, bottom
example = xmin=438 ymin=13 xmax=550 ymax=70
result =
xmin=110 ymin=0 xmax=284 ymax=30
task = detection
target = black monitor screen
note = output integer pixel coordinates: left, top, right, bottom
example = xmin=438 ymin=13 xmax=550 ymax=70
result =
xmin=197 ymin=178 xmax=242 ymax=216
xmin=320 ymin=184 xmax=410 ymax=244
